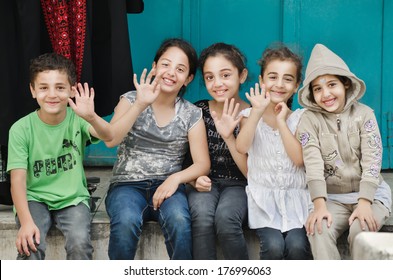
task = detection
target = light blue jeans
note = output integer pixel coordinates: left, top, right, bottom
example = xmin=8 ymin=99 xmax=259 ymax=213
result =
xmin=105 ymin=180 xmax=192 ymax=260
xmin=187 ymin=179 xmax=249 ymax=259
xmin=15 ymin=201 xmax=93 ymax=260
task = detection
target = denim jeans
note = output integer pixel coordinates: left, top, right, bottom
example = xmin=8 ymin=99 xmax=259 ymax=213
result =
xmin=256 ymin=227 xmax=313 ymax=260
xmin=15 ymin=201 xmax=93 ymax=260
xmin=105 ymin=180 xmax=192 ymax=260
xmin=187 ymin=179 xmax=248 ymax=259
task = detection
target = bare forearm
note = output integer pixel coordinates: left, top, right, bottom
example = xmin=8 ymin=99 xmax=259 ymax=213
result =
xmin=88 ymin=113 xmax=114 ymax=142
xmin=224 ymin=135 xmax=248 ymax=177
xmin=105 ymin=102 xmax=146 ymax=147
xmin=278 ymin=121 xmax=303 ymax=166
xmin=10 ymin=173 xmax=33 ymax=226
xmin=236 ymin=111 xmax=261 ymax=154
xmin=172 ymin=162 xmax=210 ymax=185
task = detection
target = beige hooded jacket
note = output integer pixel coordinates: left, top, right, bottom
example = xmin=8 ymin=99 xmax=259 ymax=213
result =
xmin=297 ymin=44 xmax=383 ymax=203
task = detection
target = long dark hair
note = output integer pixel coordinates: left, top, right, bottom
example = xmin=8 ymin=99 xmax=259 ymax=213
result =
xmin=154 ymin=38 xmax=198 ymax=98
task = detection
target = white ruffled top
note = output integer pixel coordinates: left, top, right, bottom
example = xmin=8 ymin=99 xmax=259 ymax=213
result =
xmin=241 ymin=108 xmax=313 ymax=231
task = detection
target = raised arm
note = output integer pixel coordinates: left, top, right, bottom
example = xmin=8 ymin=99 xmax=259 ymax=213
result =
xmin=68 ymin=82 xmax=114 ymax=142
xmin=212 ymin=98 xmax=248 ymax=177
xmin=105 ymin=68 xmax=162 ymax=147
xmin=236 ymin=83 xmax=270 ymax=154
xmin=275 ymin=102 xmax=303 ymax=167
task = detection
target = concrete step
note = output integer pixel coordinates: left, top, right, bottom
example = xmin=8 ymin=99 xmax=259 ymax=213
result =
xmin=1 ymin=168 xmax=392 ymax=260
xmin=1 ymin=204 xmax=392 ymax=260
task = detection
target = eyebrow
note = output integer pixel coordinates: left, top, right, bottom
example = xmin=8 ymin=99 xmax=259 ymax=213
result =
xmin=312 ymin=78 xmax=339 ymax=87
xmin=160 ymin=58 xmax=188 ymax=69
xmin=204 ymin=68 xmax=233 ymax=74
xmin=267 ymin=72 xmax=295 ymax=78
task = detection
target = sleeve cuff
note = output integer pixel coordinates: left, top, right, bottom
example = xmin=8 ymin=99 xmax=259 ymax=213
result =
xmin=308 ymin=180 xmax=328 ymax=201
xmin=358 ymin=181 xmax=378 ymax=203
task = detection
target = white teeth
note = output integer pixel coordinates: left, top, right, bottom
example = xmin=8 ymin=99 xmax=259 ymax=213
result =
xmin=323 ymin=99 xmax=335 ymax=106
xmin=163 ymin=78 xmax=175 ymax=85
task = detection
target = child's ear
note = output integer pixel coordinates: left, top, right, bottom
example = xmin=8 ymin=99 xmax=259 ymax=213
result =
xmin=294 ymin=81 xmax=301 ymax=93
xmin=30 ymin=83 xmax=37 ymax=99
xmin=258 ymin=75 xmax=264 ymax=86
xmin=240 ymin=69 xmax=248 ymax=84
xmin=184 ymin=74 xmax=194 ymax=87
xmin=70 ymin=84 xmax=77 ymax=98
xmin=151 ymin=62 xmax=157 ymax=75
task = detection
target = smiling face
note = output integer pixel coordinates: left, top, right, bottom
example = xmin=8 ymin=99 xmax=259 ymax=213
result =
xmin=153 ymin=46 xmax=194 ymax=95
xmin=260 ymin=59 xmax=299 ymax=105
xmin=30 ymin=70 xmax=74 ymax=124
xmin=202 ymin=54 xmax=247 ymax=102
xmin=311 ymin=74 xmax=347 ymax=113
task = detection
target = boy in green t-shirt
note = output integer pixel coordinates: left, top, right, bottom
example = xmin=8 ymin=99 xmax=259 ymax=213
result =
xmin=7 ymin=53 xmax=113 ymax=260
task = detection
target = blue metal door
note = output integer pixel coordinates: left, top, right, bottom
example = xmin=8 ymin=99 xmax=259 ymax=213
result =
xmin=84 ymin=0 xmax=393 ymax=169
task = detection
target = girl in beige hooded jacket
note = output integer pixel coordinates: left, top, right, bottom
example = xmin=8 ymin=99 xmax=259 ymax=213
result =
xmin=297 ymin=44 xmax=391 ymax=260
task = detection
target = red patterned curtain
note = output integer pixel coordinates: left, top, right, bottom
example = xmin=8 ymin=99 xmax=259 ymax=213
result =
xmin=41 ymin=0 xmax=87 ymax=82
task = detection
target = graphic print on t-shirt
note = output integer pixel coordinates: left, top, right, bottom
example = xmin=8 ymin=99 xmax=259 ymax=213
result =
xmin=33 ymin=132 xmax=81 ymax=178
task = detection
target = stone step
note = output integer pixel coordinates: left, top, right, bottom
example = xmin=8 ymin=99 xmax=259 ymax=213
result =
xmin=1 ymin=168 xmax=392 ymax=260
xmin=1 ymin=204 xmax=392 ymax=260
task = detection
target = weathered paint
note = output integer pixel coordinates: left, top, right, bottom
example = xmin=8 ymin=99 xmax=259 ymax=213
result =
xmin=84 ymin=0 xmax=393 ymax=169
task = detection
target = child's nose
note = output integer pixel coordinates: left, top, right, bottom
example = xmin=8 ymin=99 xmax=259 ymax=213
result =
xmin=214 ymin=77 xmax=223 ymax=87
xmin=276 ymin=78 xmax=284 ymax=87
xmin=48 ymin=88 xmax=57 ymax=97
xmin=321 ymin=87 xmax=330 ymax=97
xmin=166 ymin=67 xmax=176 ymax=76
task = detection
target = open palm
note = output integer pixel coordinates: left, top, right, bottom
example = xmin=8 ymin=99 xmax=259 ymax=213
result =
xmin=212 ymin=98 xmax=242 ymax=139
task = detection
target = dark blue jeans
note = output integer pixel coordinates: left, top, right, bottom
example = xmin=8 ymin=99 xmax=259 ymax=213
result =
xmin=187 ymin=179 xmax=248 ymax=259
xmin=256 ymin=227 xmax=313 ymax=260
xmin=105 ymin=180 xmax=192 ymax=260
xmin=15 ymin=201 xmax=93 ymax=260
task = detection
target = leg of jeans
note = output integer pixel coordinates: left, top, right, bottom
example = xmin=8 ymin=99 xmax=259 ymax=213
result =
xmin=105 ymin=184 xmax=147 ymax=260
xmin=53 ymin=202 xmax=93 ymax=260
xmin=256 ymin=227 xmax=285 ymax=260
xmin=158 ymin=184 xmax=192 ymax=260
xmin=284 ymin=227 xmax=313 ymax=260
xmin=15 ymin=201 xmax=52 ymax=260
xmin=215 ymin=186 xmax=248 ymax=260
xmin=187 ymin=184 xmax=219 ymax=259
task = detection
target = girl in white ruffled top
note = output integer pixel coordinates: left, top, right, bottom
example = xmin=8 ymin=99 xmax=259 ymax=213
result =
xmin=236 ymin=44 xmax=313 ymax=260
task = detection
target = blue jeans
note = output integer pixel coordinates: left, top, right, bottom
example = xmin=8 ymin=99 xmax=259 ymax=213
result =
xmin=256 ymin=227 xmax=313 ymax=260
xmin=105 ymin=180 xmax=192 ymax=260
xmin=15 ymin=201 xmax=93 ymax=260
xmin=187 ymin=179 xmax=248 ymax=259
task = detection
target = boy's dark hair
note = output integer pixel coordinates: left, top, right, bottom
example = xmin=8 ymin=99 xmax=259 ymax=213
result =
xmin=154 ymin=38 xmax=198 ymax=98
xmin=29 ymin=53 xmax=77 ymax=87
xmin=307 ymin=75 xmax=353 ymax=104
xmin=258 ymin=44 xmax=303 ymax=109
xmin=199 ymin=42 xmax=247 ymax=75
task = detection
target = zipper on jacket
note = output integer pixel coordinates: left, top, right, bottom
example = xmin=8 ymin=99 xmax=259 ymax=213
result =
xmin=336 ymin=115 xmax=341 ymax=131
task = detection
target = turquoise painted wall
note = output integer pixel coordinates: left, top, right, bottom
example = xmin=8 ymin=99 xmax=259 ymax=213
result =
xmin=84 ymin=0 xmax=393 ymax=169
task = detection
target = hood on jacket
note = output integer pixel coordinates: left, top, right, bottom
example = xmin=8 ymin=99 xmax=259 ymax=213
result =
xmin=298 ymin=44 xmax=366 ymax=112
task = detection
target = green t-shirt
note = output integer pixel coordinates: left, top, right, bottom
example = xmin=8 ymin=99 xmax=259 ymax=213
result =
xmin=7 ymin=107 xmax=98 ymax=210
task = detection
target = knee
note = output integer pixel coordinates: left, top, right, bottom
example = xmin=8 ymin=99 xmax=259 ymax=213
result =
xmin=215 ymin=209 xmax=243 ymax=234
xmin=260 ymin=241 xmax=285 ymax=260
xmin=109 ymin=210 xmax=143 ymax=238
xmin=163 ymin=211 xmax=191 ymax=233
xmin=172 ymin=211 xmax=191 ymax=227
xmin=65 ymin=230 xmax=93 ymax=259
xmin=190 ymin=207 xmax=215 ymax=229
